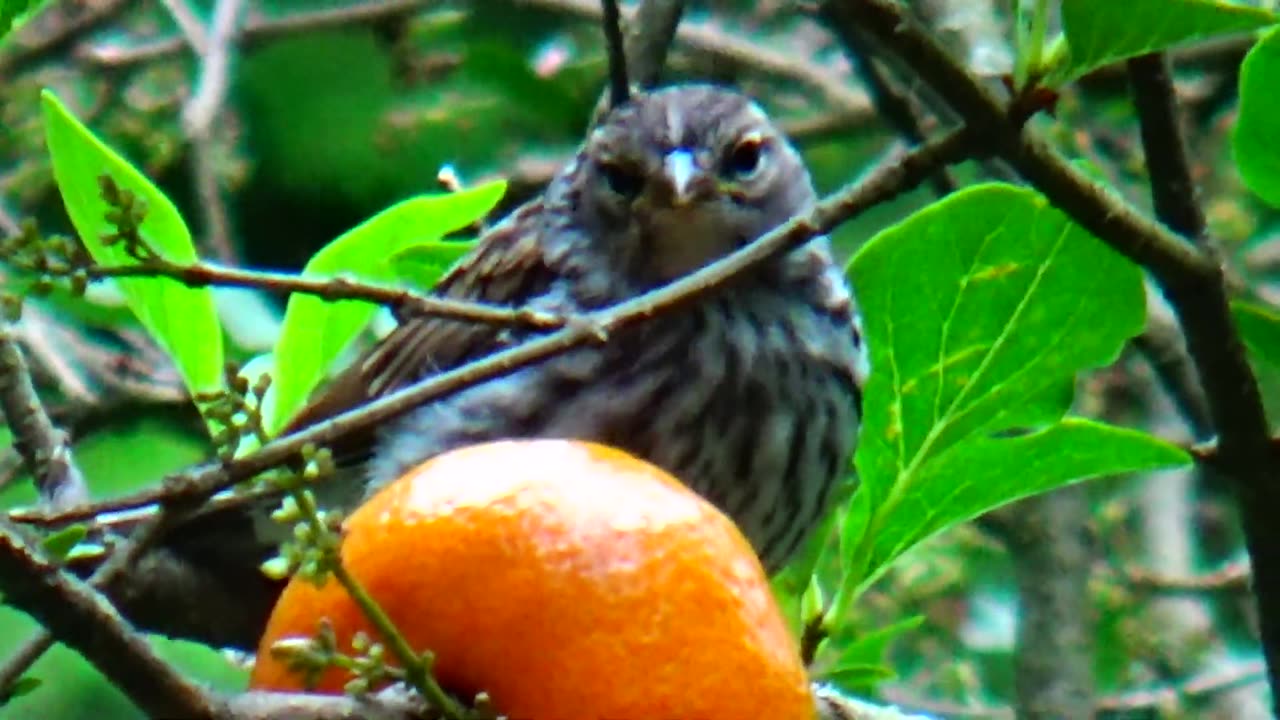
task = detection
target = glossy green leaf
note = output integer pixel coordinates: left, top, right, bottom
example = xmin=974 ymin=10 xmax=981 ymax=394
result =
xmin=1233 ymin=300 xmax=1280 ymax=368
xmin=41 ymin=90 xmax=224 ymax=394
xmin=815 ymin=615 xmax=923 ymax=694
xmin=1054 ymin=0 xmax=1274 ymax=83
xmin=1234 ymin=27 xmax=1280 ymax=209
xmin=39 ymin=524 xmax=86 ymax=563
xmin=866 ymin=419 xmax=1187 ymax=577
xmin=267 ymin=180 xmax=506 ymax=434
xmin=844 ymin=183 xmax=1186 ymax=591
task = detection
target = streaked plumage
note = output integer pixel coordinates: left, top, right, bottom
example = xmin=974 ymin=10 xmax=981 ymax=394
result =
xmin=288 ymin=84 xmax=863 ymax=569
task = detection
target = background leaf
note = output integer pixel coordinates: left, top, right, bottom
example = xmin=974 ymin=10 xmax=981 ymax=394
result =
xmin=266 ymin=181 xmax=506 ymax=433
xmin=1234 ymin=26 xmax=1280 ymax=209
xmin=1233 ymin=300 xmax=1280 ymax=368
xmin=0 ymin=0 xmax=48 ymax=41
xmin=41 ymin=90 xmax=224 ymax=394
xmin=865 ymin=419 xmax=1187 ymax=577
xmin=844 ymin=184 xmax=1185 ymax=590
xmin=1054 ymin=0 xmax=1274 ymax=83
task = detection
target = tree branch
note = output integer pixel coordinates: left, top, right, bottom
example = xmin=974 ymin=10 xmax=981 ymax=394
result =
xmin=0 ymin=520 xmax=224 ymax=719
xmin=81 ymin=259 xmax=562 ymax=330
xmin=0 ymin=326 xmax=86 ymax=509
xmin=13 ymin=127 xmax=978 ymax=531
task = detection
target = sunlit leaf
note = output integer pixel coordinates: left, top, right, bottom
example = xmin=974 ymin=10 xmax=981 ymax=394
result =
xmin=39 ymin=524 xmax=86 ymax=563
xmin=42 ymin=90 xmax=224 ymax=394
xmin=1233 ymin=300 xmax=1280 ymax=368
xmin=844 ymin=184 xmax=1188 ymax=593
xmin=267 ymin=180 xmax=506 ymax=433
xmin=1053 ymin=0 xmax=1274 ymax=83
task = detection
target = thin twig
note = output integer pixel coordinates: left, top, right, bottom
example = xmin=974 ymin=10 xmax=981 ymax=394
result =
xmin=1096 ymin=660 xmax=1267 ymax=714
xmin=0 ymin=326 xmax=87 ymax=509
xmin=1126 ymin=562 xmax=1252 ymax=595
xmin=623 ymin=0 xmax=685 ymax=89
xmin=1127 ymin=53 xmax=1209 ymax=242
xmin=0 ymin=508 xmax=180 ymax=706
xmin=182 ymin=0 xmax=246 ymax=264
xmin=76 ymin=0 xmax=444 ymax=66
xmin=227 ymin=688 xmax=431 ymax=720
xmin=81 ymin=259 xmax=562 ymax=329
xmin=11 ymin=127 xmax=977 ymax=528
xmin=0 ymin=634 xmax=53 ymax=701
xmin=74 ymin=0 xmax=873 ymax=123
xmin=157 ymin=0 xmax=208 ymax=54
xmin=1134 ymin=286 xmax=1213 ymax=439
xmin=183 ymin=0 xmax=243 ymax=137
xmin=830 ymin=20 xmax=955 ymax=195
xmin=0 ymin=0 xmax=131 ymax=76
xmin=601 ymin=0 xmax=629 ymax=107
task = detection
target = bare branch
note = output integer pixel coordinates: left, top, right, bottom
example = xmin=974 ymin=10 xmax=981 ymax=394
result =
xmin=0 ymin=326 xmax=86 ymax=509
xmin=81 ymin=259 xmax=563 ymax=330
xmin=157 ymin=0 xmax=208 ymax=54
xmin=227 ymin=688 xmax=431 ymax=720
xmin=180 ymin=0 xmax=246 ymax=264
xmin=623 ymin=0 xmax=685 ymax=89
xmin=0 ymin=520 xmax=224 ymax=719
xmin=1096 ymin=660 xmax=1267 ymax=715
xmin=14 ymin=128 xmax=977 ymax=530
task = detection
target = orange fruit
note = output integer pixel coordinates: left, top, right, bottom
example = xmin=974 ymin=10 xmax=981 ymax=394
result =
xmin=250 ymin=439 xmax=812 ymax=719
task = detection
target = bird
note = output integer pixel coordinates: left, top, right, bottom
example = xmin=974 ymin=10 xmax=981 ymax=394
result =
xmin=143 ymin=85 xmax=864 ymax=644
xmin=275 ymin=83 xmax=866 ymax=572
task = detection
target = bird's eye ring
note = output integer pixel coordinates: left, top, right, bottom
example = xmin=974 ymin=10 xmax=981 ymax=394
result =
xmin=723 ymin=135 xmax=768 ymax=179
xmin=600 ymin=162 xmax=644 ymax=199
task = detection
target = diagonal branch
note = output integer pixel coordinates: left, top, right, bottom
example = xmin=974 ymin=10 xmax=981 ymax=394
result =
xmin=12 ymin=127 xmax=978 ymax=529
xmin=0 ymin=326 xmax=86 ymax=509
xmin=0 ymin=520 xmax=224 ymax=719
xmin=82 ymin=259 xmax=563 ymax=329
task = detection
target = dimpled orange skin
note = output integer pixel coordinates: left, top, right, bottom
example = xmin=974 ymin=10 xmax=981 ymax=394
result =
xmin=249 ymin=439 xmax=813 ymax=719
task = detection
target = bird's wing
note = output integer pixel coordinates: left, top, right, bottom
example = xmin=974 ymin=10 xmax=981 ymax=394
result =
xmin=280 ymin=198 xmax=562 ymax=453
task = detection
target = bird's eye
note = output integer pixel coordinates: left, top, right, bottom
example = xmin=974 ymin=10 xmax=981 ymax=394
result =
xmin=600 ymin=162 xmax=644 ymax=199
xmin=723 ymin=136 xmax=767 ymax=179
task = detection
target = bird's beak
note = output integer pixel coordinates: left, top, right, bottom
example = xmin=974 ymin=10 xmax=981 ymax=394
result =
xmin=663 ymin=149 xmax=698 ymax=206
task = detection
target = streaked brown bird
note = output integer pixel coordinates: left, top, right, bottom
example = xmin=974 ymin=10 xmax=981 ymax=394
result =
xmin=158 ymin=86 xmax=862 ymax=632
xmin=281 ymin=83 xmax=865 ymax=570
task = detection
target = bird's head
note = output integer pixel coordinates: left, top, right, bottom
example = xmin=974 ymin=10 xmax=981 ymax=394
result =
xmin=568 ymin=85 xmax=816 ymax=287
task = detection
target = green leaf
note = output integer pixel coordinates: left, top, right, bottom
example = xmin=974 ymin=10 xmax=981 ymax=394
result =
xmin=267 ymin=181 xmax=506 ymax=434
xmin=1234 ymin=27 xmax=1280 ymax=209
xmin=0 ymin=0 xmax=47 ymax=41
xmin=815 ymin=615 xmax=924 ymax=694
xmin=389 ymin=240 xmax=477 ymax=291
xmin=1233 ymin=300 xmax=1280 ymax=368
xmin=867 ymin=419 xmax=1188 ymax=575
xmin=844 ymin=184 xmax=1186 ymax=590
xmin=39 ymin=524 xmax=87 ymax=562
xmin=41 ymin=90 xmax=224 ymax=394
xmin=0 ymin=675 xmax=42 ymax=705
xmin=1054 ymin=0 xmax=1275 ymax=83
